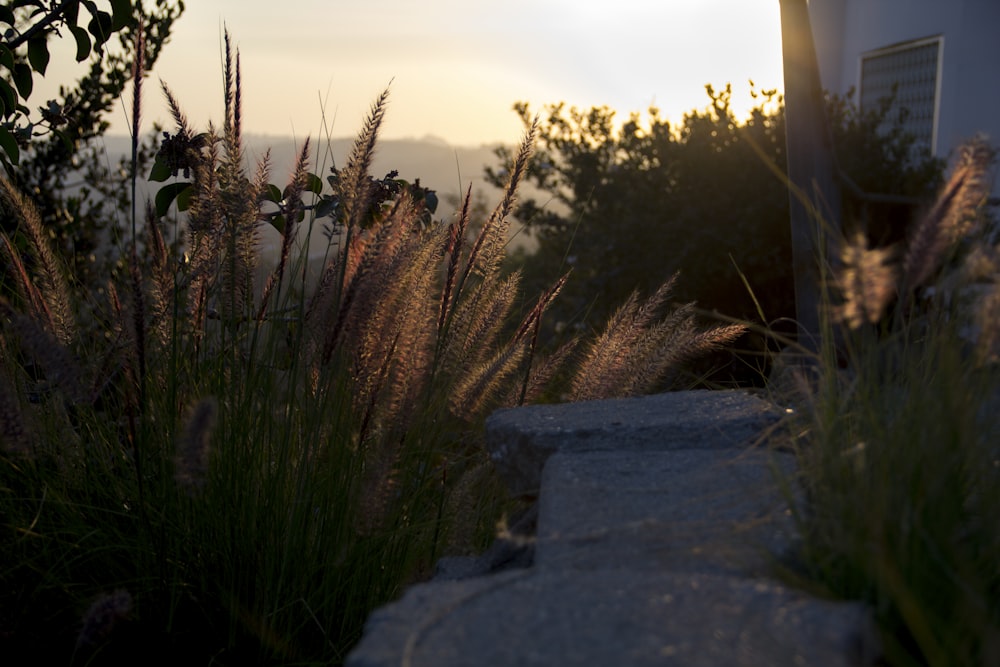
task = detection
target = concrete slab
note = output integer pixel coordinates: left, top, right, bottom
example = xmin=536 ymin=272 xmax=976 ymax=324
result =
xmin=346 ymin=569 xmax=877 ymax=667
xmin=485 ymin=390 xmax=782 ymax=496
xmin=535 ymin=448 xmax=799 ymax=577
xmin=345 ymin=391 xmax=880 ymax=667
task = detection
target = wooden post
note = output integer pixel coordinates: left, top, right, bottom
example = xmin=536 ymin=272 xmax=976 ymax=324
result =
xmin=779 ymin=0 xmax=842 ymax=352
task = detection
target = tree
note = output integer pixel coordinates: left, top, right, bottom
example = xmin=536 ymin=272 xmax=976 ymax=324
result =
xmin=0 ymin=0 xmax=184 ymax=289
xmin=487 ymin=84 xmax=943 ymax=384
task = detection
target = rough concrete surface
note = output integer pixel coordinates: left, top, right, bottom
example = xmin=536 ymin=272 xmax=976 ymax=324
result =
xmin=346 ymin=390 xmax=880 ymax=667
xmin=485 ymin=389 xmax=782 ymax=496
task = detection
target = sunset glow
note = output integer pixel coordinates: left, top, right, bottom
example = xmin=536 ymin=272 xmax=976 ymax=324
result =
xmin=38 ymin=0 xmax=785 ymax=145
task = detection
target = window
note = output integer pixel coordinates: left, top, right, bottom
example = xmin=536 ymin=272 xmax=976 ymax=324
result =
xmin=859 ymin=36 xmax=943 ymax=155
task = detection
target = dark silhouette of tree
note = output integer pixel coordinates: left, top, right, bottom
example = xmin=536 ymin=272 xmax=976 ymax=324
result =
xmin=1 ymin=0 xmax=184 ymax=290
xmin=488 ymin=85 xmax=943 ymax=384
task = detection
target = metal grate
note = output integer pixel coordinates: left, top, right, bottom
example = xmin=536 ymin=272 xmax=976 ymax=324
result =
xmin=860 ymin=37 xmax=942 ymax=154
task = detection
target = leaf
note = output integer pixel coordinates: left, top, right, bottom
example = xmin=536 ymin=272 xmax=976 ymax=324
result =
xmin=176 ymin=185 xmax=193 ymax=211
xmin=0 ymin=6 xmax=14 ymax=26
xmin=109 ymin=0 xmax=132 ymax=31
xmin=148 ymin=156 xmax=172 ymax=182
xmin=88 ymin=11 xmax=114 ymax=47
xmin=69 ymin=25 xmax=92 ymax=62
xmin=155 ymin=182 xmax=192 ymax=217
xmin=315 ymin=196 xmax=339 ymax=219
xmin=306 ymin=172 xmax=323 ymax=195
xmin=261 ymin=183 xmax=282 ymax=202
xmin=63 ymin=0 xmax=79 ymax=24
xmin=269 ymin=214 xmax=285 ymax=235
xmin=0 ymin=79 xmax=15 ymax=118
xmin=0 ymin=126 xmax=19 ymax=165
xmin=27 ymin=36 xmax=49 ymax=75
xmin=425 ymin=190 xmax=439 ymax=213
xmin=0 ymin=45 xmax=12 ymax=70
xmin=11 ymin=62 xmax=32 ymax=99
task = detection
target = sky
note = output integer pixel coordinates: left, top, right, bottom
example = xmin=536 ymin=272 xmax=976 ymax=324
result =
xmin=37 ymin=0 xmax=785 ymax=147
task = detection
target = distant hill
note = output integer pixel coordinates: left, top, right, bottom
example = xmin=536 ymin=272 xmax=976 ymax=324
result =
xmin=97 ymin=133 xmax=510 ymax=221
xmin=91 ymin=133 xmax=537 ymax=285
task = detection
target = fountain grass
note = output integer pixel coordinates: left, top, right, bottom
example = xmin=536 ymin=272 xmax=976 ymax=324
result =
xmin=776 ymin=139 xmax=1000 ymax=667
xmin=0 ymin=32 xmax=742 ymax=665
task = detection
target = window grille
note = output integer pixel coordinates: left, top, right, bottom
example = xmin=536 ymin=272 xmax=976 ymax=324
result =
xmin=859 ymin=37 xmax=942 ymax=155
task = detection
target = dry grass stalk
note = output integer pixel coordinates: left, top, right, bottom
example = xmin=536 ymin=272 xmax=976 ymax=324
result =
xmin=2 ymin=305 xmax=87 ymax=406
xmin=446 ymin=271 xmax=521 ymax=369
xmin=832 ymin=138 xmax=996 ymax=334
xmin=129 ymin=20 xmax=144 ymax=148
xmin=449 ymin=336 xmax=529 ymax=419
xmin=901 ymin=138 xmax=993 ymax=295
xmin=438 ymin=185 xmax=474 ymax=334
xmin=0 ymin=178 xmax=76 ymax=345
xmin=0 ymin=233 xmax=52 ymax=329
xmin=836 ymin=231 xmax=898 ymax=329
xmin=145 ymin=203 xmax=174 ymax=348
xmin=259 ymin=140 xmax=309 ymax=319
xmin=568 ymin=276 xmax=746 ymax=401
xmin=462 ymin=119 xmax=536 ymax=286
xmin=339 ymin=90 xmax=389 ymax=230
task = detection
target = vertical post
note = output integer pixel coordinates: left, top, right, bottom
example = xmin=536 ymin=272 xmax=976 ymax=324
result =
xmin=779 ymin=0 xmax=842 ymax=352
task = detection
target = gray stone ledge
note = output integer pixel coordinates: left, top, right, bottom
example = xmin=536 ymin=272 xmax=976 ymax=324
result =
xmin=485 ymin=389 xmax=783 ymax=496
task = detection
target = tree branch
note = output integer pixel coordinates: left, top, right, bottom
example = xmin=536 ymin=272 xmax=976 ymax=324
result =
xmin=4 ymin=0 xmax=78 ymax=51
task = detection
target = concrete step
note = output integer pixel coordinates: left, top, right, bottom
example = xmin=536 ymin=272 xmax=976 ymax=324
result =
xmin=346 ymin=390 xmax=881 ymax=667
xmin=535 ymin=448 xmax=797 ymax=577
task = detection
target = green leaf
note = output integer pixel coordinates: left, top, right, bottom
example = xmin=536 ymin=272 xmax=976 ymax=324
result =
xmin=148 ymin=157 xmax=171 ymax=182
xmin=12 ymin=62 xmax=32 ymax=99
xmin=176 ymin=185 xmax=193 ymax=211
xmin=269 ymin=214 xmax=285 ymax=235
xmin=0 ymin=80 xmax=15 ymax=118
xmin=69 ymin=25 xmax=92 ymax=62
xmin=0 ymin=6 xmax=15 ymax=26
xmin=315 ymin=197 xmax=339 ymax=219
xmin=0 ymin=126 xmax=19 ymax=165
xmin=155 ymin=182 xmax=192 ymax=217
xmin=0 ymin=45 xmax=12 ymax=70
xmin=27 ymin=36 xmax=49 ymax=75
xmin=88 ymin=11 xmax=113 ymax=47
xmin=425 ymin=190 xmax=439 ymax=214
xmin=306 ymin=172 xmax=323 ymax=195
xmin=110 ymin=0 xmax=132 ymax=31
xmin=64 ymin=0 xmax=79 ymax=24
xmin=262 ymin=183 xmax=282 ymax=203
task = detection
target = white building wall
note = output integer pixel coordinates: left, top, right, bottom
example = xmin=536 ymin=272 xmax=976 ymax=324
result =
xmin=808 ymin=0 xmax=1000 ymax=173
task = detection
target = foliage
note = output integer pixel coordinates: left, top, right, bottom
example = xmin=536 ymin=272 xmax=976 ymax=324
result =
xmin=778 ymin=139 xmax=1000 ymax=667
xmin=488 ymin=85 xmax=944 ymax=384
xmin=0 ymin=35 xmax=742 ymax=663
xmin=0 ymin=0 xmax=184 ymax=292
xmin=0 ymin=0 xmax=133 ymax=166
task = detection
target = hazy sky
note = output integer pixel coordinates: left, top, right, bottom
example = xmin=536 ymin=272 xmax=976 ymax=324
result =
xmin=39 ymin=0 xmax=785 ymax=146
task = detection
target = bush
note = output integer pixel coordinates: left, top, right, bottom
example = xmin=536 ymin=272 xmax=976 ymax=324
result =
xmin=489 ymin=85 xmax=944 ymax=385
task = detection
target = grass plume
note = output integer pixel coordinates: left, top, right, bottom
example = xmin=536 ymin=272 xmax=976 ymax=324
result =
xmin=778 ymin=137 xmax=1000 ymax=667
xmin=0 ymin=34 xmax=747 ymax=663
